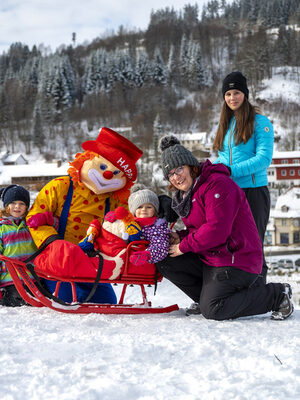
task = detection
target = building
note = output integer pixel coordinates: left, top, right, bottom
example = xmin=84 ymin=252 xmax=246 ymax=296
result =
xmin=0 ymin=162 xmax=69 ymax=191
xmin=268 ymin=151 xmax=300 ymax=188
xmin=0 ymin=152 xmax=28 ymax=166
xmin=175 ymin=132 xmax=210 ymax=160
xmin=267 ymin=186 xmax=300 ymax=246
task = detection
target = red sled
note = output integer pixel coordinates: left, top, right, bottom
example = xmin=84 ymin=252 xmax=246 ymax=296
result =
xmin=0 ymin=231 xmax=179 ymax=314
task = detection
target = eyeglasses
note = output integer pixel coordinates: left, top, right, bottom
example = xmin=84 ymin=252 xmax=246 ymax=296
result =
xmin=168 ymin=166 xmax=184 ymax=180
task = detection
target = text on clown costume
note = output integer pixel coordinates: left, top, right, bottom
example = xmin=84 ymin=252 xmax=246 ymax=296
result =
xmin=117 ymin=158 xmax=133 ymax=179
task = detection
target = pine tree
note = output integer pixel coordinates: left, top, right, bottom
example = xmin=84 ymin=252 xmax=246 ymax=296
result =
xmin=135 ymin=50 xmax=151 ymax=87
xmin=153 ymin=113 xmax=164 ymax=160
xmin=188 ymin=42 xmax=205 ymax=90
xmin=152 ymin=47 xmax=167 ymax=86
xmin=167 ymin=44 xmax=178 ymax=85
xmin=118 ymin=49 xmax=135 ymax=88
xmin=33 ymin=108 xmax=45 ymax=152
xmin=179 ymin=34 xmax=189 ymax=86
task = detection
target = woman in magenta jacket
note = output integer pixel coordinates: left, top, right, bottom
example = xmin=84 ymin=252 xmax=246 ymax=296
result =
xmin=156 ymin=136 xmax=293 ymax=321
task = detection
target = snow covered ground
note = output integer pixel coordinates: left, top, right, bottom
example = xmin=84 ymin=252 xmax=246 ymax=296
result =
xmin=1 ymin=273 xmax=299 ymax=400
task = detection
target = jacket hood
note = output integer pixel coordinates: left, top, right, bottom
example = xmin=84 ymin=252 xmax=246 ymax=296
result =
xmin=0 ymin=217 xmax=25 ymax=226
xmin=195 ymin=160 xmax=230 ymax=190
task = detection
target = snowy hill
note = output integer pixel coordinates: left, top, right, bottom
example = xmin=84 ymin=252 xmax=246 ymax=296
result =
xmin=1 ymin=273 xmax=299 ymax=400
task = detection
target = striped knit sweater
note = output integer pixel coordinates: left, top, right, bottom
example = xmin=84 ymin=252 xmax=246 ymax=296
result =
xmin=0 ymin=217 xmax=37 ymax=286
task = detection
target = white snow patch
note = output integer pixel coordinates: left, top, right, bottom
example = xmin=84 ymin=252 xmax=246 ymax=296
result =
xmin=0 ymin=275 xmax=299 ymax=400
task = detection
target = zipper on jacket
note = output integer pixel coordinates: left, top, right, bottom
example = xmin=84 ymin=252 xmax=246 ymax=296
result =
xmin=227 ymin=237 xmax=236 ymax=264
xmin=251 ymin=173 xmax=255 ymax=184
xmin=228 ymin=120 xmax=234 ymax=167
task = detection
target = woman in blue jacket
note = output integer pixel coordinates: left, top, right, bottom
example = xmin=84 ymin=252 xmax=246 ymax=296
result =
xmin=213 ymin=71 xmax=274 ymax=283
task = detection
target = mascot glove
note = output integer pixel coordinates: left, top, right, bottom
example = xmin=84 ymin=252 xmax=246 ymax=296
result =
xmin=122 ymin=232 xmax=129 ymax=241
xmin=78 ymin=237 xmax=95 ymax=253
xmin=130 ymin=251 xmax=151 ymax=266
xmin=27 ymin=211 xmax=55 ymax=228
xmin=104 ymin=211 xmax=117 ymax=223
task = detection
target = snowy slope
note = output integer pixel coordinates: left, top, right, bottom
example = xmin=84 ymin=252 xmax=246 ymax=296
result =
xmin=1 ymin=274 xmax=299 ymax=400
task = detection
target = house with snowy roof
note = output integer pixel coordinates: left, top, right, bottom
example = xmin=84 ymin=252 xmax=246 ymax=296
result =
xmin=0 ymin=152 xmax=28 ymax=166
xmin=174 ymin=132 xmax=210 ymax=159
xmin=268 ymin=151 xmax=300 ymax=188
xmin=0 ymin=162 xmax=69 ymax=191
xmin=267 ymin=186 xmax=300 ymax=246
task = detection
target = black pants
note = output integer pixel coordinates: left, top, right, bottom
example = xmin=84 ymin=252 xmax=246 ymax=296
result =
xmin=157 ymin=253 xmax=284 ymax=321
xmin=243 ymin=186 xmax=270 ymax=283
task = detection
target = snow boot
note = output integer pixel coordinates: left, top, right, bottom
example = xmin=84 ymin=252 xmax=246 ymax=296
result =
xmin=0 ymin=285 xmax=27 ymax=307
xmin=186 ymin=302 xmax=201 ymax=316
xmin=271 ymin=284 xmax=294 ymax=320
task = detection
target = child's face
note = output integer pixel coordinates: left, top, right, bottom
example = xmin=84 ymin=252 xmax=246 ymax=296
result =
xmin=135 ymin=203 xmax=156 ymax=219
xmin=7 ymin=201 xmax=27 ymax=218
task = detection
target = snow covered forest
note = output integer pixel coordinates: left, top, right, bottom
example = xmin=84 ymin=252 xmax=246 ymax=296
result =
xmin=0 ymin=0 xmax=299 ymax=162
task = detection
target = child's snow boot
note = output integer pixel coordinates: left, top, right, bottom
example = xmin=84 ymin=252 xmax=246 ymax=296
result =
xmin=0 ymin=285 xmax=27 ymax=307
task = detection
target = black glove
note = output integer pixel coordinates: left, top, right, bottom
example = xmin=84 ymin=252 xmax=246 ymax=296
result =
xmin=158 ymin=195 xmax=179 ymax=223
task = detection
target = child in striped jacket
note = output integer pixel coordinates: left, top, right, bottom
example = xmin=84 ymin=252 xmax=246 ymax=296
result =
xmin=0 ymin=185 xmax=39 ymax=306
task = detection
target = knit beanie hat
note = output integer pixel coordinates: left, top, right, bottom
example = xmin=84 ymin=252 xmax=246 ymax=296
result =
xmin=222 ymin=71 xmax=249 ymax=98
xmin=128 ymin=184 xmax=160 ymax=216
xmin=0 ymin=185 xmax=30 ymax=208
xmin=159 ymin=135 xmax=200 ymax=180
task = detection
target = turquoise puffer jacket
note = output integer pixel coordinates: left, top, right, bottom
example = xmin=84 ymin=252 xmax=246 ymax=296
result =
xmin=215 ymin=114 xmax=274 ymax=188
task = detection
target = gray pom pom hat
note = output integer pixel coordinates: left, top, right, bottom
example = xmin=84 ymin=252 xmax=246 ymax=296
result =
xmin=159 ymin=135 xmax=200 ymax=180
xmin=128 ymin=184 xmax=160 ymax=216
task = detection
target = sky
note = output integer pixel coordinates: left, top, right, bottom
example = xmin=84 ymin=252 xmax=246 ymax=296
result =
xmin=0 ymin=270 xmax=299 ymax=399
xmin=0 ymin=0 xmax=208 ymax=54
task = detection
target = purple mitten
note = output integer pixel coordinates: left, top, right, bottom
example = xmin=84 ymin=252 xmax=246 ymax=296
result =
xmin=130 ymin=251 xmax=151 ymax=266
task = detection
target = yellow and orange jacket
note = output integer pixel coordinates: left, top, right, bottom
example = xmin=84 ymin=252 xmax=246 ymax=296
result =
xmin=27 ymin=176 xmax=127 ymax=248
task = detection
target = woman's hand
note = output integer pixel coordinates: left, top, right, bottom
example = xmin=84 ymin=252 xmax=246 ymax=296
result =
xmin=169 ymin=244 xmax=183 ymax=257
xmin=169 ymin=231 xmax=180 ymax=245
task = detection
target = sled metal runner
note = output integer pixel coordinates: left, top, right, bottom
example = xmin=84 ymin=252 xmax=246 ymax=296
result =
xmin=0 ymin=253 xmax=179 ymax=314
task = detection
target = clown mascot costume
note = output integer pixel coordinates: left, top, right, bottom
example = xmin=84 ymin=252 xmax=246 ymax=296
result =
xmin=26 ymin=127 xmax=143 ymax=303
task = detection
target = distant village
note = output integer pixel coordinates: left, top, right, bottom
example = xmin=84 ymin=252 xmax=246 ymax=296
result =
xmin=0 ymin=132 xmax=299 ymax=254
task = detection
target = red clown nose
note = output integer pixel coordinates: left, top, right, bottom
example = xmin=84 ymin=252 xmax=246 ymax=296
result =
xmin=103 ymin=170 xmax=113 ymax=180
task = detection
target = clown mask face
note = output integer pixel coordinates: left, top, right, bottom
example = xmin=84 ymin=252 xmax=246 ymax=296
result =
xmin=80 ymin=155 xmax=127 ymax=194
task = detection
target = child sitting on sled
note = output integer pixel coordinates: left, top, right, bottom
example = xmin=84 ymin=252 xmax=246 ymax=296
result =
xmin=0 ymin=185 xmax=57 ymax=306
xmin=127 ymin=184 xmax=171 ymax=266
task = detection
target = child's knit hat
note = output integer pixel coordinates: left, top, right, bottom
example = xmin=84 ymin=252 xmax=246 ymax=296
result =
xmin=0 ymin=185 xmax=30 ymax=208
xmin=128 ymin=184 xmax=159 ymax=216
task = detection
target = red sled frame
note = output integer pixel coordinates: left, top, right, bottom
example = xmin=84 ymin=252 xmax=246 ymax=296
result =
xmin=0 ymin=242 xmax=179 ymax=314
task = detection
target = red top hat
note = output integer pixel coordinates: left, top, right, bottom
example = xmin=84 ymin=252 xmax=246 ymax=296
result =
xmin=82 ymin=127 xmax=143 ymax=181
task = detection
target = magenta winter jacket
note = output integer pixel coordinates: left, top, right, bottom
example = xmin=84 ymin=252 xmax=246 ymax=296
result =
xmin=178 ymin=160 xmax=263 ymax=274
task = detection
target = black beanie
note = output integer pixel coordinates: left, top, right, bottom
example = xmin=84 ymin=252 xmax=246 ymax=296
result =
xmin=0 ymin=185 xmax=30 ymax=208
xmin=222 ymin=71 xmax=249 ymax=98
xmin=159 ymin=135 xmax=200 ymax=180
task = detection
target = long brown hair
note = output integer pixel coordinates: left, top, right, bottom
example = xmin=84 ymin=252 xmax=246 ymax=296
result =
xmin=213 ymin=98 xmax=260 ymax=151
